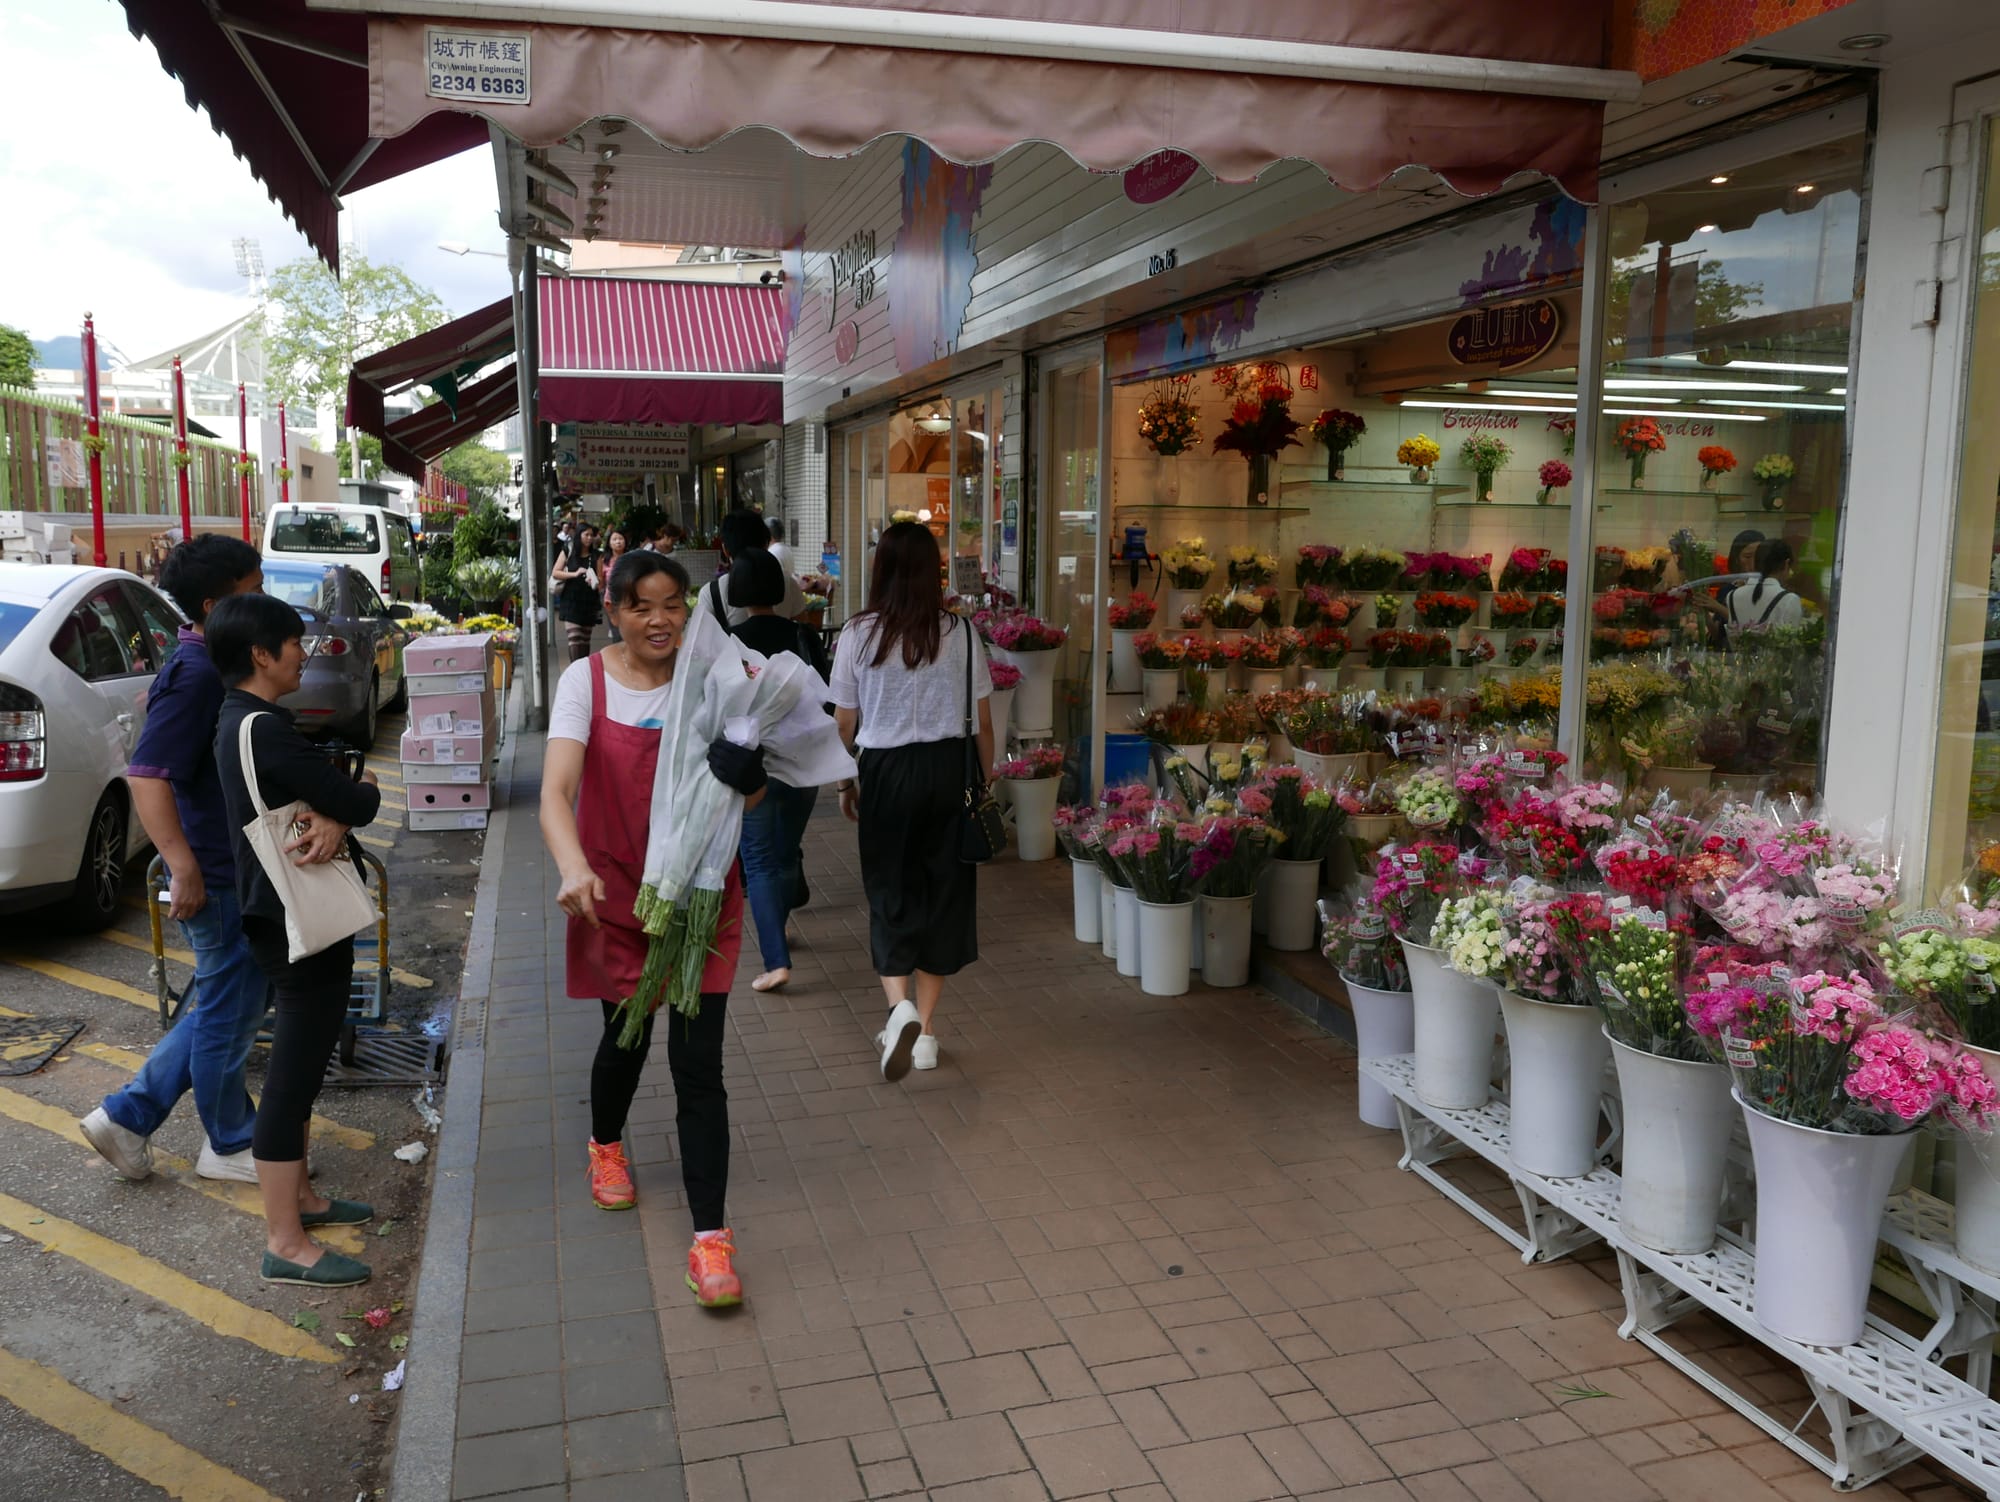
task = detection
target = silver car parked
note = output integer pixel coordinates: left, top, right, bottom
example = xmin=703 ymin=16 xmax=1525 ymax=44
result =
xmin=260 ymin=561 xmax=411 ymax=747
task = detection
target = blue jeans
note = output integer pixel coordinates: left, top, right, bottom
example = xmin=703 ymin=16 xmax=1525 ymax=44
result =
xmin=740 ymin=782 xmax=819 ymax=970
xmin=102 ymin=885 xmax=266 ymax=1154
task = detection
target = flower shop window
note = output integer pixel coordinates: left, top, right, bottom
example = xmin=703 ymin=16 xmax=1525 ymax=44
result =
xmin=1579 ymin=134 xmax=1862 ymax=791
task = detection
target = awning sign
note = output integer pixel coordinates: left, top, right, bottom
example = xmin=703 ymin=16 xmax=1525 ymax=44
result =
xmin=1446 ymin=299 xmax=1562 ymax=372
xmin=553 ymin=423 xmax=690 ymax=476
xmin=425 ymin=29 xmax=530 ymax=104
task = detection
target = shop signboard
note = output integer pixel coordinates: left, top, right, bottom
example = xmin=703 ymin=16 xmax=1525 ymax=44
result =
xmin=424 ymin=28 xmax=530 ymax=103
xmin=552 ymin=422 xmax=689 ymax=491
xmin=820 ymin=541 xmax=841 ymax=581
xmin=1446 ymin=299 xmax=1562 ymax=371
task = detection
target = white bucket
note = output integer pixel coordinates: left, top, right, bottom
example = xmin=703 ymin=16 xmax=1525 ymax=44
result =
xmin=1070 ymin=858 xmax=1102 ymax=945
xmin=1607 ymin=1035 xmax=1734 ymax=1255
xmin=1099 ymin=878 xmax=1118 ymax=962
xmin=1263 ymin=858 xmax=1321 ymax=952
xmin=1347 ymin=980 xmax=1415 ymax=1129
xmin=1497 ymin=990 xmax=1609 ymax=1179
xmin=1114 ymin=886 xmax=1141 ymax=979
xmin=1008 ymin=776 xmax=1060 ymax=862
xmin=1401 ymin=939 xmax=1499 ymax=1111
xmin=1137 ymin=900 xmax=1194 ymax=997
xmin=1199 ymin=893 xmax=1253 ymax=987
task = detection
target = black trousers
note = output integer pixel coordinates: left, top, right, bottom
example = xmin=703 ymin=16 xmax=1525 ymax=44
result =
xmin=243 ymin=916 xmax=352 ymax=1162
xmin=591 ymin=994 xmax=729 ymax=1231
xmin=857 ymin=740 xmax=978 ymax=977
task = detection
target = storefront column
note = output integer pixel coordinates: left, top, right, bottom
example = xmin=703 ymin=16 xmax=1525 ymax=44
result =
xmin=512 ymin=235 xmax=548 ymax=732
xmin=1556 ymin=204 xmax=1611 ymax=768
xmin=1090 ymin=339 xmax=1110 ymax=794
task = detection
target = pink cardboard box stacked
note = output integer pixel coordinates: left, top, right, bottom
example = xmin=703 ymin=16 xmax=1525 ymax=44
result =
xmin=399 ymin=634 xmax=496 ymax=829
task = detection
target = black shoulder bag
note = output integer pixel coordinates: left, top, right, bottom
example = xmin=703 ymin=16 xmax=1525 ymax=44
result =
xmin=956 ymin=623 xmax=1007 ymax=864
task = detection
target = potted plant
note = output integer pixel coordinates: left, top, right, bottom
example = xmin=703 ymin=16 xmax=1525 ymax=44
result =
xmin=995 ymin=744 xmax=1066 ymax=861
xmin=1458 ymin=433 xmax=1511 ymax=503
xmin=1295 ymin=543 xmax=1342 ymax=590
xmin=979 ymin=611 xmax=1067 ymax=737
xmin=1309 ymin=408 xmax=1367 ymax=481
xmin=1243 ymin=765 xmax=1340 ymax=951
xmin=453 ymin=555 xmax=520 ymax=612
xmin=1132 ymin=632 xmax=1190 ymax=711
xmin=1191 ymin=813 xmax=1275 ymax=987
xmin=986 ymin=659 xmax=1022 ymax=746
xmin=1107 ymin=818 xmax=1199 ymax=997
xmin=1053 ymin=805 xmax=1101 ymax=944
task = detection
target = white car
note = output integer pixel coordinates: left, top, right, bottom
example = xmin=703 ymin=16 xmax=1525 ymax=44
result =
xmin=0 ymin=565 xmax=186 ymax=928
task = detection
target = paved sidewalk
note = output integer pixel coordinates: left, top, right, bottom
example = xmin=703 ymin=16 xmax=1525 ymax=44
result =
xmin=441 ymin=727 xmax=1979 ymax=1502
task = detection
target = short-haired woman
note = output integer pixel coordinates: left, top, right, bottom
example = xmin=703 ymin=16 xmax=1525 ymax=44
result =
xmin=208 ymin=593 xmax=383 ymax=1287
xmin=727 ymin=551 xmax=832 ymax=993
xmin=829 ymin=521 xmax=994 ymax=1080
xmin=539 ymin=550 xmax=768 ymax=1308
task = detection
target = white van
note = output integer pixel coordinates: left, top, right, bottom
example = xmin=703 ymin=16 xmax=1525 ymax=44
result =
xmin=263 ymin=503 xmax=420 ymax=603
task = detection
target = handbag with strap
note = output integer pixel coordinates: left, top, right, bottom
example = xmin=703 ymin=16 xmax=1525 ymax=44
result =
xmin=237 ymin=713 xmax=378 ymax=963
xmin=956 ymin=623 xmax=1007 ymax=864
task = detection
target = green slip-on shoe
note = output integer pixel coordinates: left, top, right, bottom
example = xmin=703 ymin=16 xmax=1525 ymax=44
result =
xmin=300 ymin=1198 xmax=373 ymax=1227
xmin=260 ymin=1248 xmax=371 ymax=1287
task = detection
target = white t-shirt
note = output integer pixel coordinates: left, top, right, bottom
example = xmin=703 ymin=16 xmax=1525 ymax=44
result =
xmin=830 ymin=614 xmax=991 ymax=750
xmin=1727 ymin=577 xmax=1804 ymax=629
xmin=770 ymin=540 xmax=793 ymax=574
xmin=549 ymin=655 xmax=674 ymax=746
xmin=698 ymin=567 xmax=808 ymax=628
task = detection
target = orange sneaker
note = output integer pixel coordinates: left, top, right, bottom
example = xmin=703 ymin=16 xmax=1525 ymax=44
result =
xmin=686 ymin=1231 xmax=743 ymax=1308
xmin=587 ymin=1139 xmax=635 ymax=1210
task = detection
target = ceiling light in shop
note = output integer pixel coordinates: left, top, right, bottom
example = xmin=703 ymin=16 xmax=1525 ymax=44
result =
xmin=1830 ymin=387 xmax=1848 ymax=395
xmin=1839 ymin=32 xmax=1892 ymax=50
xmin=1605 ymin=378 xmax=1802 ymax=392
xmin=1695 ymin=399 xmax=1844 ymax=411
xmin=1696 ymin=224 xmax=1719 ymax=234
xmin=913 ymin=407 xmax=953 ymax=433
xmin=1607 ymin=407 xmax=1766 ymax=422
xmin=1398 ymin=400 xmax=1575 ymax=415
xmin=1710 ymin=175 xmax=1731 ymax=185
xmin=1685 ymin=93 xmax=1726 ymax=107
xmin=1662 ymin=356 xmax=1847 ymax=374
xmin=1796 ymin=184 xmax=1816 ymax=194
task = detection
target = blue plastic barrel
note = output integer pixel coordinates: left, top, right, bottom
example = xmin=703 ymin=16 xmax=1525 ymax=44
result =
xmin=1102 ymin=733 xmax=1151 ymax=792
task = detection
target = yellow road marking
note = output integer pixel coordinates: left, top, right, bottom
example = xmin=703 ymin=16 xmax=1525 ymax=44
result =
xmin=0 ymin=1193 xmax=337 ymax=1363
xmin=0 ymin=1345 xmax=283 ymax=1502
xmin=1 ymin=956 xmax=152 ymax=1013
xmin=355 ymin=833 xmax=395 ymax=851
xmin=92 ymin=927 xmax=430 ymax=994
xmin=0 ymin=1087 xmax=362 ymax=1254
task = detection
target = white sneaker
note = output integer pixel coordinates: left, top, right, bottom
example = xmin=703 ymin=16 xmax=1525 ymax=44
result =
xmin=912 ymin=1034 xmax=939 ymax=1071
xmin=79 ymin=1108 xmax=152 ymax=1181
xmin=196 ymin=1140 xmax=259 ymax=1183
xmin=878 ymin=1001 xmax=922 ymax=1083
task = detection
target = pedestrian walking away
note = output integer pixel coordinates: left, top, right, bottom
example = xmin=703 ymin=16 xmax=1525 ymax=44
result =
xmin=552 ymin=522 xmax=603 ymax=662
xmin=599 ymin=525 xmax=631 ymax=643
xmin=726 ymin=549 xmax=834 ymax=994
xmin=698 ymin=507 xmax=810 ymax=628
xmin=540 ymin=551 xmax=756 ymax=1308
xmin=830 ymin=520 xmax=995 ymax=1081
xmin=80 ymin=535 xmax=271 ymax=1187
xmin=210 ymin=593 xmax=384 ymax=1289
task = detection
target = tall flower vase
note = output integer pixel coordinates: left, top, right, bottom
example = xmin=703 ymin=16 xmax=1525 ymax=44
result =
xmin=1473 ymin=468 xmax=1497 ymax=503
xmin=995 ymin=648 xmax=1057 ymax=737
xmin=1200 ymin=894 xmax=1253 ymax=987
xmin=1246 ymin=453 xmax=1271 ymax=507
xmin=1400 ymin=939 xmax=1499 ymax=1111
xmin=1165 ymin=586 xmax=1207 ymax=627
xmin=1099 ymin=880 xmax=1119 ymax=962
xmin=1325 ymin=448 xmax=1346 ymax=482
xmin=1141 ymin=669 xmax=1180 ymax=711
xmin=1761 ymin=481 xmax=1787 ymax=512
xmin=1607 ymin=1036 xmax=1735 ymax=1255
xmin=1262 ymin=858 xmax=1321 ymax=952
xmin=1497 ymin=992 xmax=1610 ymax=1179
xmin=1137 ymin=899 xmax=1194 ymax=997
xmin=1113 ymin=886 xmax=1141 ymax=979
xmin=1109 ymin=629 xmax=1142 ymax=693
xmin=1347 ymin=981 xmax=1416 ymax=1130
xmin=1737 ymin=1093 xmax=1913 ymax=1347
xmin=1007 ymin=776 xmax=1060 ymax=861
xmin=1628 ymin=453 xmax=1648 ymax=489
xmin=986 ymin=686 xmax=1015 ymax=750
xmin=1949 ymin=1042 xmax=2000 ymax=1273
xmin=1070 ymin=858 xmax=1102 ymax=944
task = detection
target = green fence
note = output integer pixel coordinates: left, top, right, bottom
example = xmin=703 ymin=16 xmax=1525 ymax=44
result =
xmin=0 ymin=384 xmax=260 ymax=520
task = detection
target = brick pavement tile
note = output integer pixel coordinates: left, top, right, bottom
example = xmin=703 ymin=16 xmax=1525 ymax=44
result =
xmin=907 ymin=1413 xmax=1036 ymax=1488
xmin=1297 ymin=1249 xmax=1414 ymax=1302
xmin=451 ymin=1424 xmax=567 ymax=1499
xmin=1600 ymin=1431 xmax=1670 ymax=1468
xmin=1022 ymin=1424 xmax=1161 ymax=1500
xmin=472 ymin=1207 xmax=557 ymax=1250
xmin=1154 ymin=1374 xmax=1287 ymax=1442
xmin=1018 ymin=1246 xmax=1128 ymax=1295
xmin=1090 ymin=1287 xmax=1143 ymax=1314
xmin=959 ymin=1300 xmax=1067 ymax=1355
xmin=566 ymin=1356 xmax=670 ymax=1420
xmin=1163 ymin=1317 xmax=1285 ymax=1376
xmin=1517 ymin=1313 xmax=1652 ymax=1372
xmin=568 ymin=1476 xmax=673 ymax=1502
xmin=892 ymin=1392 xmax=950 ymax=1426
xmin=456 ymin=1373 xmax=564 ymax=1438
xmin=1010 ymin=1396 xmax=1121 ymax=1439
xmin=852 ymin=1429 xmax=909 ymax=1463
xmin=1298 ymin=1351 xmax=1432 ymax=1415
xmin=1274 ymin=1389 xmax=1337 ymax=1425
xmin=1502 ymin=1437 xmax=1664 ymax=1502
xmin=1029 ymin=1345 xmax=1101 ymax=1400
xmin=742 ymin=1437 xmax=865 ymax=1502
xmin=1352 ymin=1403 xmax=1461 ymax=1446
xmin=882 ymin=1367 xmax=936 ymax=1399
xmin=910 ymin=1312 xmax=976 ymax=1365
xmin=1146 ymin=1435 xmax=1289 ymax=1502
xmin=1413 ymin=1358 xmax=1555 ymax=1427
xmin=460 ymin=1324 xmax=562 ymax=1383
xmin=1062 ymin=1309 xmax=1174 ymax=1365
xmin=468 ymin=1241 xmax=559 ymax=1292
xmin=567 ymin=1407 xmax=681 ymax=1479
xmin=463 ymin=1283 xmax=560 ymax=1336
xmin=1091 ymin=1355 xmax=1198 ymax=1393
xmin=1249 ymin=1364 xmax=1312 ymax=1397
xmin=769 ymin=1346 xmax=875 ymax=1389
xmin=1106 ymin=1388 xmax=1188 ymax=1450
xmin=678 ymin=1417 xmax=795 ymax=1462
xmin=928 ymin=1475 xmax=1058 ymax=1502
xmin=1048 ymin=1293 xmax=1099 ymax=1319
xmin=1476 ymin=1328 xmax=1569 ymax=1384
xmin=862 ymin=1458 xmax=925 ymax=1497
xmin=936 ymin=1352 xmax=1050 ymax=1416
xmin=684 ymin=1457 xmax=748 ymax=1502
xmin=780 ymin=1374 xmax=894 ymax=1442
xmin=1403 ymin=1256 xmax=1527 ymax=1312
xmin=559 ymin=1228 xmax=648 ymax=1277
xmin=1247 ymin=1426 xmax=1341 ymax=1496
xmin=1297 ymin=1416 xmax=1395 ymax=1487
xmin=1508 ymin=1259 xmax=1624 ymax=1319
xmin=561 ymin=1268 xmax=660 ymax=1320
xmin=1300 ymin=1298 xmax=1420 ymax=1356
xmin=1276 ymin=1333 xmax=1335 ymax=1364
xmin=1637 ymin=1450 xmax=1791 ymax=1502
xmin=1374 ymin=1430 xmax=1491 ymax=1478
xmin=1400 ymin=1473 xmax=1478 ymax=1502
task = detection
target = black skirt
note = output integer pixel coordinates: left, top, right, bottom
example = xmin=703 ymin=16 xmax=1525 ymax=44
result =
xmin=857 ymin=739 xmax=977 ymax=977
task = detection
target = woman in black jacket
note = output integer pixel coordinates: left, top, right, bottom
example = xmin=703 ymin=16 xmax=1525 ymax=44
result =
xmin=208 ymin=594 xmax=384 ymax=1288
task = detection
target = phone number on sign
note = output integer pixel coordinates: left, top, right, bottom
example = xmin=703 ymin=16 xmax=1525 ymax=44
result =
xmin=430 ymin=72 xmax=527 ymax=97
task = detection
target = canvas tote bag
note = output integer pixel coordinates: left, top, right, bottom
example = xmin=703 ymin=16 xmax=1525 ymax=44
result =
xmin=237 ymin=713 xmax=377 ymax=962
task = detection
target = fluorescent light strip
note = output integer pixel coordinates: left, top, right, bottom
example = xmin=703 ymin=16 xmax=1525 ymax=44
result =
xmin=1605 ymin=378 xmax=1803 ymax=392
xmin=1396 ymin=400 xmax=1575 ymax=414
xmin=1693 ymin=399 xmax=1844 ymax=411
xmin=1663 ymin=355 xmax=1848 ymax=374
xmin=1607 ymin=407 xmax=1767 ymax=423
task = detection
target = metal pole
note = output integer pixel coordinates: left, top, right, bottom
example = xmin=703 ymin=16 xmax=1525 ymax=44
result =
xmin=1089 ymin=345 xmax=1109 ymax=796
xmin=512 ymin=242 xmax=549 ymax=730
xmin=278 ymin=401 xmax=292 ymax=507
xmin=172 ymin=356 xmax=193 ymax=539
xmin=1556 ymin=204 xmax=1611 ymax=766
xmin=238 ymin=382 xmax=252 ymax=541
xmin=82 ymin=314 xmax=107 ymax=568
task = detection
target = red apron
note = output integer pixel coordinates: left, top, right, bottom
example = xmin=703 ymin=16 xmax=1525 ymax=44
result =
xmin=566 ymin=653 xmax=744 ymax=1002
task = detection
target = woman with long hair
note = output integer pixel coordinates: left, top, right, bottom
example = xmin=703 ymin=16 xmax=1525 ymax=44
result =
xmin=539 ymin=550 xmax=768 ymax=1308
xmin=552 ymin=522 xmax=602 ymax=663
xmin=830 ymin=521 xmax=994 ymax=1080
xmin=600 ymin=527 xmax=631 ymax=644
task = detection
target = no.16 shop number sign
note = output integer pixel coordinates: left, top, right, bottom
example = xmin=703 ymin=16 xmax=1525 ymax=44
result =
xmin=427 ymin=29 xmax=530 ymax=103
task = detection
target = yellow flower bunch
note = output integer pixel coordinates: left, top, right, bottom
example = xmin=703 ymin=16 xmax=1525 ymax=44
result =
xmin=1162 ymin=538 xmax=1215 ymax=588
xmin=1626 ymin=545 xmax=1670 ymax=574
xmin=1397 ymin=434 xmax=1442 ymax=468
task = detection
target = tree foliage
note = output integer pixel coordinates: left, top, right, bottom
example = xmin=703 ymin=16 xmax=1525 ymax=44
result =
xmin=440 ymin=441 xmax=511 ymax=505
xmin=335 ymin=434 xmax=383 ymax=480
xmin=0 ymin=324 xmax=35 ymax=389
xmin=452 ymin=497 xmax=514 ymax=565
xmin=1605 ymin=259 xmax=1765 ymax=359
xmin=263 ymin=250 xmax=447 ymax=415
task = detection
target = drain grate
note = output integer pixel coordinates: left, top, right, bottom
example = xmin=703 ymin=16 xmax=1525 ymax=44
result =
xmin=0 ymin=1015 xmax=85 ymax=1076
xmin=322 ymin=1028 xmax=446 ymax=1087
xmin=454 ymin=991 xmax=488 ymax=1050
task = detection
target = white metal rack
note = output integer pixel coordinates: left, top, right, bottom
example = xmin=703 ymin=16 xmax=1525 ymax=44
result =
xmin=1360 ymin=1053 xmax=2000 ymax=1497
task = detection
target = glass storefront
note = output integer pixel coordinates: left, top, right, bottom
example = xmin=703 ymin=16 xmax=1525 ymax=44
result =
xmin=1039 ymin=356 xmax=1103 ymax=755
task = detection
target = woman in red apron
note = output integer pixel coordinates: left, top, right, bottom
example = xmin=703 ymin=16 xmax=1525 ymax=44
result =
xmin=540 ymin=551 xmax=763 ymax=1308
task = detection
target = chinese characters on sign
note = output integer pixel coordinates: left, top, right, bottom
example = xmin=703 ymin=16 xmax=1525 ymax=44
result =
xmin=424 ymin=29 xmax=531 ymax=103
xmin=551 ymin=423 xmax=689 ymax=491
xmin=1446 ymin=299 xmax=1562 ymax=371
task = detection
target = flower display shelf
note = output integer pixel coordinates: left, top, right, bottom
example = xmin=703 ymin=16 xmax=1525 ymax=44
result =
xmin=1361 ymin=1053 xmax=2000 ymax=1498
xmin=1111 ymin=502 xmax=1310 ymax=517
xmin=1600 ymin=487 xmax=1746 ymax=502
xmin=1276 ymin=480 xmax=1469 ymax=502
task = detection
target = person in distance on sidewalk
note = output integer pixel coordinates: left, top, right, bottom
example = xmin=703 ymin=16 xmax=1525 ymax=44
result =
xmin=830 ymin=521 xmax=994 ymax=1081
xmin=540 ymin=551 xmax=760 ymax=1309
xmin=81 ymin=536 xmax=270 ymax=1187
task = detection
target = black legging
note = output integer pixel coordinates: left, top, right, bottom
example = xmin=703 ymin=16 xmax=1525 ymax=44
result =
xmin=590 ymin=994 xmax=729 ymax=1230
xmin=243 ymin=916 xmax=353 ymax=1162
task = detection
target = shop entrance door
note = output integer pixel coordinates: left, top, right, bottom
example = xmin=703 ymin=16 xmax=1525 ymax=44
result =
xmin=1035 ymin=349 xmax=1105 ymax=780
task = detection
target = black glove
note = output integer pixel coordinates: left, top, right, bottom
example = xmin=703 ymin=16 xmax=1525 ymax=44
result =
xmin=706 ymin=737 xmax=768 ymax=797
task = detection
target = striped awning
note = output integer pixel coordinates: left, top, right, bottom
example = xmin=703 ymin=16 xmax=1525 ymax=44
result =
xmin=345 ymin=296 xmax=516 ymax=441
xmin=537 ymin=277 xmax=786 ymax=427
xmin=379 ymin=366 xmax=519 ymax=482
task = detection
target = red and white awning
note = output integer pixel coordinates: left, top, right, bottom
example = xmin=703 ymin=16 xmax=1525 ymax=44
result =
xmin=379 ymin=366 xmax=520 ymax=482
xmin=345 ymin=296 xmax=516 ymax=441
xmin=538 ymin=278 xmax=786 ymax=428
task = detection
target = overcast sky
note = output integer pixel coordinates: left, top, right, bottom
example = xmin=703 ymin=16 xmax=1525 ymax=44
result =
xmin=0 ymin=1 xmax=511 ymax=359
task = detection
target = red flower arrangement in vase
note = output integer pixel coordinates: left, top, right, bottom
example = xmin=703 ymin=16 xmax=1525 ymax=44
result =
xmin=1615 ymin=418 xmax=1667 ymax=489
xmin=1212 ymin=365 xmax=1303 ymax=506
xmin=1697 ymin=445 xmax=1737 ymax=491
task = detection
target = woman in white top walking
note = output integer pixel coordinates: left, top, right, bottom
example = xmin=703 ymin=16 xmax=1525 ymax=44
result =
xmin=830 ymin=522 xmax=995 ymax=1081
